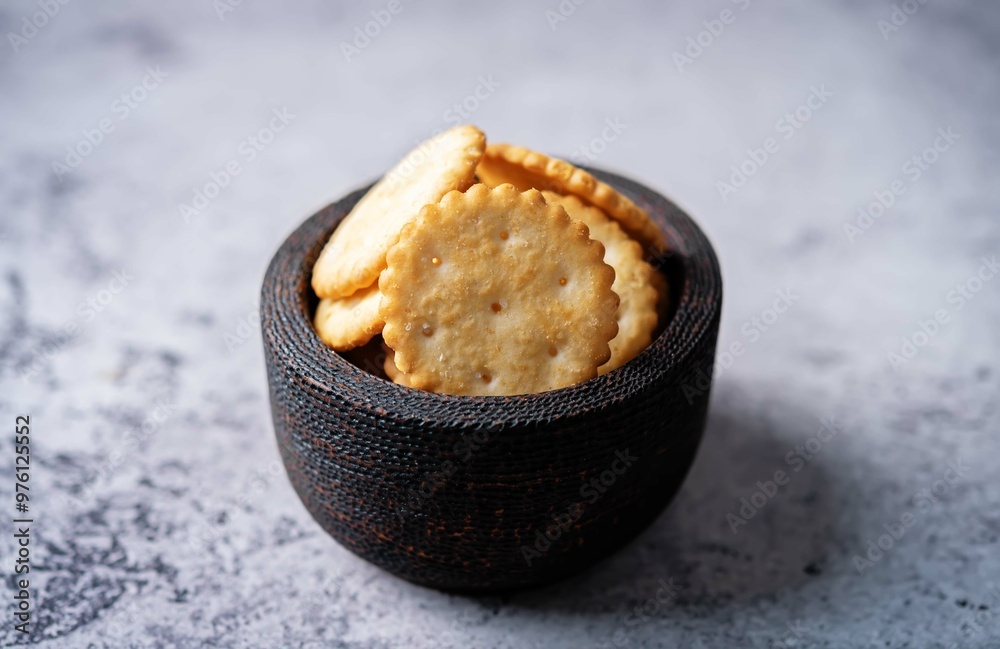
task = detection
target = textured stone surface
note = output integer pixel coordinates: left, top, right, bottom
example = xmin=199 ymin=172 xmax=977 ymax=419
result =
xmin=1 ymin=1 xmax=998 ymax=647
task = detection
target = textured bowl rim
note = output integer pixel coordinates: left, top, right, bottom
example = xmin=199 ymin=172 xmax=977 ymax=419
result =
xmin=262 ymin=166 xmax=722 ymax=426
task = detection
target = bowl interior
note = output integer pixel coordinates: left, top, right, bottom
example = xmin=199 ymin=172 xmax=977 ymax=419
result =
xmin=266 ymin=167 xmax=720 ymax=427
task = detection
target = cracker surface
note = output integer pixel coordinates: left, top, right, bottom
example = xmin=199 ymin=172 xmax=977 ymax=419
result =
xmin=380 ymin=184 xmax=619 ymax=396
xmin=542 ymin=192 xmax=659 ymax=374
xmin=312 ymin=125 xmax=485 ymax=299
xmin=313 ymin=283 xmax=384 ymax=351
xmin=476 ymin=143 xmax=665 ymax=253
xmin=649 ymin=265 xmax=671 ymax=328
xmin=381 ymin=342 xmax=413 ymax=387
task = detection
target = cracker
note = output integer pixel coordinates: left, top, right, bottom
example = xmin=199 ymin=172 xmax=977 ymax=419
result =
xmin=649 ymin=265 xmax=671 ymax=327
xmin=542 ymin=192 xmax=658 ymax=374
xmin=312 ymin=125 xmax=486 ymax=299
xmin=476 ymin=143 xmax=666 ymax=253
xmin=381 ymin=342 xmax=413 ymax=387
xmin=313 ymin=283 xmax=384 ymax=351
xmin=380 ymin=183 xmax=619 ymax=396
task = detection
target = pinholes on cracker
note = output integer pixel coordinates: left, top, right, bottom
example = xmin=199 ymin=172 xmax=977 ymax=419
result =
xmin=311 ymin=125 xmax=486 ymax=299
xmin=542 ymin=192 xmax=659 ymax=374
xmin=380 ymin=184 xmax=619 ymax=396
xmin=313 ymin=284 xmax=384 ymax=351
xmin=476 ymin=143 xmax=666 ymax=253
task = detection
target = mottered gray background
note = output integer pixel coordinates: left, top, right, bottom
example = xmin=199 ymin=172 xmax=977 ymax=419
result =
xmin=1 ymin=0 xmax=999 ymax=647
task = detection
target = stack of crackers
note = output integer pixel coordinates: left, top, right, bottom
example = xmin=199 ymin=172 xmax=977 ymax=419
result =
xmin=312 ymin=125 xmax=669 ymax=396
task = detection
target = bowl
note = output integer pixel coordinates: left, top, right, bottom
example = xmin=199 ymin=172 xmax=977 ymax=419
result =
xmin=261 ymin=167 xmax=722 ymax=592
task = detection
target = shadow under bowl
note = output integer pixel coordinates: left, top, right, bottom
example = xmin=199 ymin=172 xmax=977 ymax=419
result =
xmin=261 ymin=167 xmax=723 ymax=593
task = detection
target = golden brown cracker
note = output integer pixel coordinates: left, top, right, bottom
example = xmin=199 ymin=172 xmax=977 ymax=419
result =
xmin=649 ymin=265 xmax=671 ymax=329
xmin=312 ymin=125 xmax=486 ymax=299
xmin=380 ymin=183 xmax=619 ymax=396
xmin=313 ymin=283 xmax=384 ymax=351
xmin=381 ymin=342 xmax=412 ymax=387
xmin=542 ymin=192 xmax=659 ymax=374
xmin=476 ymin=143 xmax=665 ymax=253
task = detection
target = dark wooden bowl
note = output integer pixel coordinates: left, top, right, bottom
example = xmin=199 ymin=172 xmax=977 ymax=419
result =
xmin=261 ymin=168 xmax=722 ymax=593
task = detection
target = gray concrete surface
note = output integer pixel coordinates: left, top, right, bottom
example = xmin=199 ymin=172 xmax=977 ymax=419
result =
xmin=1 ymin=1 xmax=999 ymax=647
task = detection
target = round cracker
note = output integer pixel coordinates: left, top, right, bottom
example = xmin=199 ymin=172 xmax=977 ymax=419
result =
xmin=312 ymin=125 xmax=486 ymax=299
xmin=475 ymin=143 xmax=666 ymax=253
xmin=542 ymin=192 xmax=659 ymax=374
xmin=380 ymin=183 xmax=619 ymax=396
xmin=649 ymin=265 xmax=671 ymax=326
xmin=381 ymin=342 xmax=413 ymax=387
xmin=313 ymin=283 xmax=384 ymax=351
